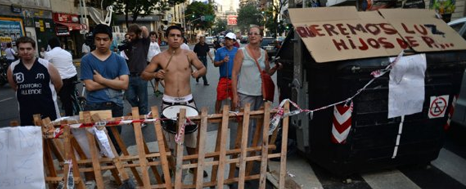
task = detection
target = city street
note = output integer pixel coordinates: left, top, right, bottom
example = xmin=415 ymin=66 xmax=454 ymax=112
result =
xmin=1 ymin=45 xmax=466 ymax=188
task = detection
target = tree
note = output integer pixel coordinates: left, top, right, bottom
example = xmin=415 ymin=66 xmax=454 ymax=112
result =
xmin=237 ymin=3 xmax=262 ymax=33
xmin=185 ymin=2 xmax=216 ymax=30
xmin=212 ymin=18 xmax=227 ymax=35
xmin=112 ymin=0 xmax=186 ymax=28
xmin=270 ymin=0 xmax=288 ymax=37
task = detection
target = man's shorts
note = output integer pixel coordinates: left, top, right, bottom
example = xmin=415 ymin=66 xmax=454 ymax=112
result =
xmin=161 ymin=94 xmax=198 ymax=149
xmin=216 ymin=78 xmax=233 ymax=101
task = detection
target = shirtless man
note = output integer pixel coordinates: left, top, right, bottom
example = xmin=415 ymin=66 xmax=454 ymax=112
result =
xmin=141 ymin=26 xmax=206 ymax=174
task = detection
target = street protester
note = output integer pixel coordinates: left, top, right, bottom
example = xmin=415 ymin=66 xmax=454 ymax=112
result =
xmin=231 ymin=26 xmax=281 ymax=144
xmin=44 ymin=37 xmax=78 ymax=116
xmin=147 ymin=31 xmax=163 ymax=96
xmin=181 ymin=37 xmax=190 ymax=50
xmin=141 ymin=25 xmax=207 ymax=176
xmin=125 ymin=24 xmax=151 ymax=127
xmin=213 ymin=32 xmax=238 ymax=113
xmin=5 ymin=43 xmax=17 ymax=65
xmin=193 ymin=36 xmax=214 ymax=85
xmin=80 ymin=24 xmax=129 ymax=154
xmin=7 ymin=36 xmax=63 ymax=125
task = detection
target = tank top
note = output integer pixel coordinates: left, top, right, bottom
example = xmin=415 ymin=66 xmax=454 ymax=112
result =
xmin=11 ymin=58 xmax=60 ymax=125
xmin=237 ymin=46 xmax=265 ymax=96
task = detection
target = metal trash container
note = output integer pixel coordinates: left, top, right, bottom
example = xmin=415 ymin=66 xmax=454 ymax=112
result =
xmin=277 ymin=32 xmax=466 ymax=177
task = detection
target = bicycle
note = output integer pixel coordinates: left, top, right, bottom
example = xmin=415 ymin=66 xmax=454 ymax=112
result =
xmin=70 ymin=80 xmax=87 ymax=115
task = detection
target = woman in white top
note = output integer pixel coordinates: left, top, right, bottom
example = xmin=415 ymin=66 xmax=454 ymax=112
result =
xmin=5 ymin=43 xmax=17 ymax=64
xmin=231 ymin=26 xmax=281 ymax=145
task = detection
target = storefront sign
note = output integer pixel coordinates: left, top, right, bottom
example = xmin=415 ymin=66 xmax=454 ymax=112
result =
xmin=53 ymin=13 xmax=79 ymax=23
xmin=227 ymin=15 xmax=237 ymax=26
xmin=10 ymin=4 xmax=22 ymax=13
xmin=0 ymin=17 xmax=24 ymax=39
xmin=289 ymin=7 xmax=466 ymax=63
xmin=55 ymin=25 xmax=70 ymax=36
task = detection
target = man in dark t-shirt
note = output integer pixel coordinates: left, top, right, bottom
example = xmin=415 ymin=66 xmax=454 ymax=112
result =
xmin=7 ymin=36 xmax=63 ymax=125
xmin=125 ymin=24 xmax=150 ymax=123
xmin=193 ymin=36 xmax=213 ymax=85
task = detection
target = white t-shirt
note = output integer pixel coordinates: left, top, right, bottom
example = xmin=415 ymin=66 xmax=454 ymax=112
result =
xmin=44 ymin=47 xmax=77 ymax=79
xmin=82 ymin=43 xmax=90 ymax=54
xmin=5 ymin=47 xmax=16 ymax=60
xmin=147 ymin=41 xmax=161 ymax=62
xmin=181 ymin=43 xmax=190 ymax=51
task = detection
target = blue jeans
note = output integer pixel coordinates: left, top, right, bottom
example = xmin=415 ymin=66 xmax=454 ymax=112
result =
xmin=84 ymin=101 xmax=124 ymax=154
xmin=125 ymin=76 xmax=149 ymax=115
xmin=198 ymin=56 xmax=208 ymax=84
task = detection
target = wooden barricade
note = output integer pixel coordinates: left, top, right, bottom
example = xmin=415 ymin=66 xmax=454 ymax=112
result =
xmin=173 ymin=101 xmax=289 ymax=189
xmin=38 ymin=101 xmax=290 ymax=189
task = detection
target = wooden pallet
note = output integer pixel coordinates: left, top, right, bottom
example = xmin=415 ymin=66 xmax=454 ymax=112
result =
xmin=38 ymin=102 xmax=290 ymax=189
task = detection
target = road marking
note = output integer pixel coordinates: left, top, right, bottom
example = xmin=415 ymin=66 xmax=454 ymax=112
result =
xmin=362 ymin=169 xmax=421 ymax=189
xmin=432 ymin=148 xmax=466 ymax=186
xmin=0 ymin=97 xmax=13 ymax=103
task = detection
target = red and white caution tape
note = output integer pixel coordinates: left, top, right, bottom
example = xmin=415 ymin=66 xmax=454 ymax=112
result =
xmin=269 ymin=51 xmax=404 ymax=134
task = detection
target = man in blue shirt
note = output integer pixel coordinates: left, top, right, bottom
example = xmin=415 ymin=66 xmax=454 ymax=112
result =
xmin=213 ymin=32 xmax=238 ymax=113
xmin=80 ymin=24 xmax=129 ymax=153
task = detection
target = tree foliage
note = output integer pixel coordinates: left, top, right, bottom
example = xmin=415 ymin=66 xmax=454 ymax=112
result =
xmin=185 ymin=2 xmax=216 ymax=30
xmin=212 ymin=18 xmax=227 ymax=35
xmin=112 ymin=0 xmax=186 ymax=27
xmin=237 ymin=3 xmax=262 ymax=33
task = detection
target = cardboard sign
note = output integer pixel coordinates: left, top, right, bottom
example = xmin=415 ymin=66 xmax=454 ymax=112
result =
xmin=0 ymin=126 xmax=45 ymax=189
xmin=289 ymin=7 xmax=466 ymax=63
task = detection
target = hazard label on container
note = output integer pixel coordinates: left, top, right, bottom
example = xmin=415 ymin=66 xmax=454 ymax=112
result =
xmin=428 ymin=95 xmax=449 ymax=119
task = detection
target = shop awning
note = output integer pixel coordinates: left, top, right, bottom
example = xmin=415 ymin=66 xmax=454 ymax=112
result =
xmin=55 ymin=22 xmax=82 ymax=31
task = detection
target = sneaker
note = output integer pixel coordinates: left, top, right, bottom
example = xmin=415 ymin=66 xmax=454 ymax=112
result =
xmin=188 ymin=168 xmax=208 ymax=178
xmin=141 ymin=123 xmax=147 ymax=128
xmin=203 ymin=83 xmax=210 ymax=86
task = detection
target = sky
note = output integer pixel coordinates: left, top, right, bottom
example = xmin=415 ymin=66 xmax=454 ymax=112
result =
xmin=192 ymin=0 xmax=240 ymax=13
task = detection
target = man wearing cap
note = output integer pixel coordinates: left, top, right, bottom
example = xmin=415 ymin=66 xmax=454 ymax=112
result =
xmin=80 ymin=24 xmax=129 ymax=154
xmin=213 ymin=32 xmax=238 ymax=113
xmin=193 ymin=36 xmax=214 ymax=85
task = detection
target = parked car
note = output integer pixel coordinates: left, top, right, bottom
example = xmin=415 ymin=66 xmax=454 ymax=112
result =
xmin=240 ymin=35 xmax=248 ymax=43
xmin=260 ymin=37 xmax=276 ymax=57
xmin=448 ymin=17 xmax=466 ymax=39
xmin=205 ymin=36 xmax=214 ymax=47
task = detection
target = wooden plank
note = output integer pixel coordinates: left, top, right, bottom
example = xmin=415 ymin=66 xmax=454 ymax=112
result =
xmin=183 ymin=174 xmax=261 ymax=188
xmin=246 ymin=112 xmax=264 ymax=175
xmin=174 ymin=108 xmax=187 ymax=189
xmin=131 ymin=107 xmax=151 ymax=188
xmin=143 ymin=138 xmax=163 ymax=184
xmin=195 ymin=107 xmax=209 ymax=189
xmin=279 ymin=101 xmax=290 ymax=189
xmin=259 ymin=102 xmax=272 ymax=189
xmin=109 ymin=126 xmax=144 ymax=186
xmin=151 ymin=106 xmax=173 ymax=188
xmin=216 ymin=105 xmax=230 ymax=188
xmin=35 ymin=115 xmax=58 ymax=189
xmin=83 ymin=112 xmax=105 ymax=189
xmin=210 ymin=109 xmax=224 ymax=184
xmin=228 ymin=115 xmax=243 ymax=179
xmin=182 ymin=145 xmax=276 ymax=161
xmin=238 ymin=103 xmax=251 ymax=189
xmin=62 ymin=120 xmax=72 ymax=188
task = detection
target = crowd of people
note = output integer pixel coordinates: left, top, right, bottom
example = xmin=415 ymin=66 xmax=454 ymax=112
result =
xmin=5 ymin=23 xmax=282 ymax=184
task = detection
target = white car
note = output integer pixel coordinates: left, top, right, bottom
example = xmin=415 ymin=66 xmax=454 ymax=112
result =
xmin=448 ymin=17 xmax=466 ymax=39
xmin=205 ymin=36 xmax=214 ymax=47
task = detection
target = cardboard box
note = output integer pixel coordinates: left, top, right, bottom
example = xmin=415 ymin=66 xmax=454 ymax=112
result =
xmin=289 ymin=7 xmax=466 ymax=63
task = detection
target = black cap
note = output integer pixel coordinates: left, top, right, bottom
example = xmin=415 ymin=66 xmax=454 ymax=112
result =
xmin=93 ymin=24 xmax=112 ymax=39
